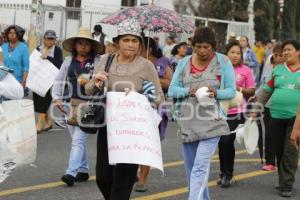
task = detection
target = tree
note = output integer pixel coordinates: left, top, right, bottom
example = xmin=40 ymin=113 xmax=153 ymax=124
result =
xmin=187 ymin=0 xmax=233 ymax=51
xmin=185 ymin=0 xmax=252 ymax=51
xmin=273 ymin=1 xmax=280 ymax=40
xmin=282 ymin=0 xmax=298 ymax=40
xmin=232 ymin=0 xmax=249 ymax=22
xmin=296 ymin=1 xmax=300 ymax=40
xmin=253 ymin=0 xmax=278 ymax=42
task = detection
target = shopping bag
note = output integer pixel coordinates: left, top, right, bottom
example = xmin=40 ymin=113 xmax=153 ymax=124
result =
xmin=0 ymin=99 xmax=37 ymax=183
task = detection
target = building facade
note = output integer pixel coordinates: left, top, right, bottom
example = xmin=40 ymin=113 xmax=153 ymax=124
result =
xmin=0 ymin=0 xmax=174 ymax=40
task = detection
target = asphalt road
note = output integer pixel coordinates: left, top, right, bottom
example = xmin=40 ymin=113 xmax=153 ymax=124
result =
xmin=0 ymin=121 xmax=299 ymax=200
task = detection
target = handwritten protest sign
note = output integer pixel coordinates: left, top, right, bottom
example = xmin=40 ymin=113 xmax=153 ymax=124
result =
xmin=26 ymin=49 xmax=59 ymax=97
xmin=106 ymin=92 xmax=163 ymax=172
xmin=0 ymin=100 xmax=37 ymax=183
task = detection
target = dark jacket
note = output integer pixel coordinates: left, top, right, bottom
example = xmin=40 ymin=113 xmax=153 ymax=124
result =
xmin=37 ymin=45 xmax=63 ymax=69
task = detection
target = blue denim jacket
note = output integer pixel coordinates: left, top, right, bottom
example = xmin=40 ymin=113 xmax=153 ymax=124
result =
xmin=244 ymin=48 xmax=258 ymax=69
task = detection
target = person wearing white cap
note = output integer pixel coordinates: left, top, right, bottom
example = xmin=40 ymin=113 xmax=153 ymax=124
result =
xmin=52 ymin=27 xmax=103 ymax=187
xmin=85 ymin=18 xmax=164 ymax=199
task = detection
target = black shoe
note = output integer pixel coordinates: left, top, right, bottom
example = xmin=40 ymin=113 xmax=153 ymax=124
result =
xmin=221 ymin=174 xmax=233 ymax=188
xmin=217 ymin=173 xmax=224 ymax=185
xmin=134 ymin=183 xmax=148 ymax=192
xmin=75 ymin=172 xmax=89 ymax=182
xmin=43 ymin=125 xmax=53 ymax=131
xmin=276 ymin=186 xmax=283 ymax=191
xmin=61 ymin=174 xmax=75 ymax=186
xmin=279 ymin=190 xmax=292 ymax=198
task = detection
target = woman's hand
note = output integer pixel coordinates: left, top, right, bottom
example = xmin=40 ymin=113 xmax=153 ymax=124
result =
xmin=54 ymin=99 xmax=66 ymax=114
xmin=248 ymin=95 xmax=257 ymax=103
xmin=93 ymin=72 xmax=108 ymax=88
xmin=41 ymin=48 xmax=48 ymax=59
xmin=207 ymin=87 xmax=216 ymax=98
xmin=290 ymin=128 xmax=300 ymax=150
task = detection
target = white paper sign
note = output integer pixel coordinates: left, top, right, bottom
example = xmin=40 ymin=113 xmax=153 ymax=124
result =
xmin=106 ymin=92 xmax=163 ymax=172
xmin=0 ymin=100 xmax=37 ymax=183
xmin=26 ymin=49 xmax=59 ymax=97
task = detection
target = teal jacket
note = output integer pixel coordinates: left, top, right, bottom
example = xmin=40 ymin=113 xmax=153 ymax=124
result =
xmin=168 ymin=53 xmax=236 ymax=100
xmin=2 ymin=42 xmax=29 ymax=82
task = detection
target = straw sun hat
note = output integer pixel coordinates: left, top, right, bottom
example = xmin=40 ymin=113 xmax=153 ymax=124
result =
xmin=62 ymin=27 xmax=103 ymax=54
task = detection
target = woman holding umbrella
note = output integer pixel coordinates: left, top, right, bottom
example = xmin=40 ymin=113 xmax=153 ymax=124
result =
xmin=85 ymin=19 xmax=164 ymax=199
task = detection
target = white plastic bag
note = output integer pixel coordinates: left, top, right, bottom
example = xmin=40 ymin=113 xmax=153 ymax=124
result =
xmin=0 ymin=99 xmax=37 ymax=183
xmin=233 ymin=118 xmax=259 ymax=154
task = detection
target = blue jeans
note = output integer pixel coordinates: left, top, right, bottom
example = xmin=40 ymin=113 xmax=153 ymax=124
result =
xmin=66 ymin=125 xmax=89 ymax=177
xmin=182 ymin=137 xmax=220 ymax=200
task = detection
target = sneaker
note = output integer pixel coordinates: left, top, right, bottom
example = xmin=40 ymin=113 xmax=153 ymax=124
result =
xmin=262 ymin=164 xmax=276 ymax=171
xmin=279 ymin=190 xmax=292 ymax=197
xmin=55 ymin=120 xmax=66 ymax=129
xmin=221 ymin=174 xmax=233 ymax=188
xmin=216 ymin=173 xmax=224 ymax=185
xmin=61 ymin=174 xmax=75 ymax=186
xmin=75 ymin=172 xmax=89 ymax=182
xmin=134 ymin=183 xmax=148 ymax=192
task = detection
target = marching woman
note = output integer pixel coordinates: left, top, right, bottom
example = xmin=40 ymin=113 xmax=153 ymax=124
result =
xmin=52 ymin=27 xmax=102 ymax=186
xmin=33 ymin=30 xmax=63 ymax=133
xmin=134 ymin=36 xmax=173 ymax=192
xmin=217 ymin=41 xmax=255 ymax=187
xmin=168 ymin=27 xmax=236 ymax=200
xmin=253 ymin=40 xmax=300 ymax=198
xmin=1 ymin=25 xmax=29 ymax=87
xmin=85 ymin=19 xmax=164 ymax=199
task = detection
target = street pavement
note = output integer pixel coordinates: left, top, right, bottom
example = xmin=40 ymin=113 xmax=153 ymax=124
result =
xmin=0 ymin=121 xmax=299 ymax=200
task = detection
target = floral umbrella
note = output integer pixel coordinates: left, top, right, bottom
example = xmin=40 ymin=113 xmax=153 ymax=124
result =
xmin=99 ymin=5 xmax=195 ymax=34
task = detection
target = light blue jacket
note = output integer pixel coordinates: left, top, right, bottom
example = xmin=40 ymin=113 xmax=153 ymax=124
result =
xmin=168 ymin=53 xmax=236 ymax=100
xmin=1 ymin=42 xmax=29 ymax=82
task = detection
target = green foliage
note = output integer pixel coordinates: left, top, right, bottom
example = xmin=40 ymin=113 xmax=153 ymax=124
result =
xmin=296 ymin=1 xmax=300 ymax=40
xmin=254 ymin=0 xmax=268 ymax=41
xmin=253 ymin=0 xmax=279 ymax=41
xmin=233 ymin=0 xmax=250 ymax=22
xmin=197 ymin=0 xmax=233 ymax=51
xmin=282 ymin=0 xmax=298 ymax=40
xmin=273 ymin=1 xmax=280 ymax=40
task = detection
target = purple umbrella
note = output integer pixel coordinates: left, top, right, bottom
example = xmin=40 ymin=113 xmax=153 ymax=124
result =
xmin=99 ymin=5 xmax=195 ymax=34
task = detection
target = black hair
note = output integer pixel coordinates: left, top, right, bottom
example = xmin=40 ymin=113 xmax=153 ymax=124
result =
xmin=94 ymin=24 xmax=102 ymax=32
xmin=225 ymin=40 xmax=243 ymax=64
xmin=5 ymin=25 xmax=25 ymax=42
xmin=171 ymin=42 xmax=187 ymax=56
xmin=273 ymin=43 xmax=283 ymax=53
xmin=282 ymin=39 xmax=300 ymax=51
xmin=71 ymin=38 xmax=97 ymax=58
xmin=167 ymin=36 xmax=175 ymax=42
xmin=192 ymin=27 xmax=216 ymax=50
xmin=113 ymin=34 xmax=143 ymax=45
xmin=143 ymin=36 xmax=162 ymax=58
